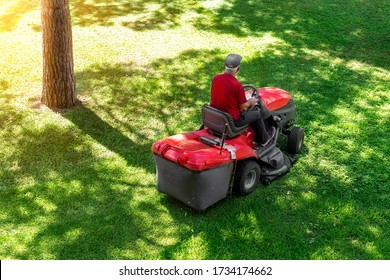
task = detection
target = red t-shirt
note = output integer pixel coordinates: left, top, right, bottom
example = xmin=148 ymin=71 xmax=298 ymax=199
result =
xmin=210 ymin=73 xmax=247 ymax=120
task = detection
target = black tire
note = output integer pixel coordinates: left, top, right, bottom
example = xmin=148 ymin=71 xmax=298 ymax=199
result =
xmin=234 ymin=160 xmax=261 ymax=196
xmin=287 ymin=127 xmax=304 ymax=154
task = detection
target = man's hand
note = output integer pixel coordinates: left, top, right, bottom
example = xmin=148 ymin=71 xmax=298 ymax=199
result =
xmin=240 ymin=98 xmax=257 ymax=111
xmin=248 ymin=98 xmax=257 ymax=106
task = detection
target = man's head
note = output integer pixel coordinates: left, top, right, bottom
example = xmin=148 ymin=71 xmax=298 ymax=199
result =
xmin=224 ymin=54 xmax=242 ymax=75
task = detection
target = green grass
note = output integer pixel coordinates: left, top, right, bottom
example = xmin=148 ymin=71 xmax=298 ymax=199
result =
xmin=0 ymin=0 xmax=389 ymax=260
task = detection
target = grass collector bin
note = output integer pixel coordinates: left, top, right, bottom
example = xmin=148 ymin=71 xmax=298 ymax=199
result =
xmin=152 ymin=130 xmax=235 ymax=211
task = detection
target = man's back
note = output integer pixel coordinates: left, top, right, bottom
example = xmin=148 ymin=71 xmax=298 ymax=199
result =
xmin=210 ymin=73 xmax=246 ymax=120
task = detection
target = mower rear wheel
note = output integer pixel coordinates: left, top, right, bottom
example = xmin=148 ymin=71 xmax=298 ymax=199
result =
xmin=234 ymin=160 xmax=261 ymax=196
xmin=287 ymin=127 xmax=304 ymax=154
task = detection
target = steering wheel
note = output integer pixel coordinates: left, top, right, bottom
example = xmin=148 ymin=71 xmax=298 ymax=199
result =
xmin=243 ymin=84 xmax=263 ymax=111
xmin=243 ymin=84 xmax=259 ymax=98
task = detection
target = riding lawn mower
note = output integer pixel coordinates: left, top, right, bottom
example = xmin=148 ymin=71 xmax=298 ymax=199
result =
xmin=152 ymin=84 xmax=304 ymax=211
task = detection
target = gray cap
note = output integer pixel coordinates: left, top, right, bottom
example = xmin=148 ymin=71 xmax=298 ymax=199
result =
xmin=224 ymin=54 xmax=242 ymax=68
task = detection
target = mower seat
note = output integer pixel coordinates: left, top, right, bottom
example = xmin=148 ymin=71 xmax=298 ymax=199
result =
xmin=201 ymin=104 xmax=249 ymax=138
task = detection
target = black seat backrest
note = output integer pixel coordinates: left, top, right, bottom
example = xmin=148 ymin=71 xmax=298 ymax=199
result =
xmin=201 ymin=104 xmax=249 ymax=138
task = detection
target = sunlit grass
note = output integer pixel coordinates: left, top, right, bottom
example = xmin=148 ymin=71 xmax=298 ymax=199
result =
xmin=0 ymin=0 xmax=389 ymax=260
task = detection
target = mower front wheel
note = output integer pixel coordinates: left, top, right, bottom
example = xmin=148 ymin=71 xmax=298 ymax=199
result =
xmin=287 ymin=127 xmax=304 ymax=154
xmin=234 ymin=160 xmax=261 ymax=196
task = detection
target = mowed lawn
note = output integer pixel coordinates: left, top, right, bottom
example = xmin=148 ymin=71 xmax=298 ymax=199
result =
xmin=0 ymin=0 xmax=389 ymax=259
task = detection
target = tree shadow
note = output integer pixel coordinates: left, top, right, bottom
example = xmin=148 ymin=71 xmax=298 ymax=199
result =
xmin=0 ymin=49 xmax=224 ymax=259
xmin=63 ymin=103 xmax=156 ymax=174
xmin=192 ymin=0 xmax=390 ymax=69
xmin=70 ymin=0 xmax=194 ymax=31
xmin=1 ymin=44 xmax=388 ymax=259
xmin=0 ymin=0 xmax=197 ymax=32
xmin=72 ymin=49 xmax=223 ymax=136
xmin=0 ymin=79 xmax=10 ymax=91
xmin=0 ymin=0 xmax=38 ymax=32
xmin=46 ymin=48 xmax=390 ymax=259
xmin=0 ymin=119 xmax=171 ymax=259
xmin=145 ymin=47 xmax=389 ymax=259
xmin=160 ymin=166 xmax=388 ymax=260
xmin=239 ymin=46 xmax=385 ymax=125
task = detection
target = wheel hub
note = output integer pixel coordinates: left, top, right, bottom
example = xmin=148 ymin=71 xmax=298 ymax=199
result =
xmin=244 ymin=170 xmax=256 ymax=189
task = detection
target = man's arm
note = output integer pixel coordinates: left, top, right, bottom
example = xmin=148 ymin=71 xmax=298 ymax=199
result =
xmin=239 ymin=97 xmax=257 ymax=111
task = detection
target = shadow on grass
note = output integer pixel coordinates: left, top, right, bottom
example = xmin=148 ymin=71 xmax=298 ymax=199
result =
xmin=1 ymin=0 xmax=197 ymax=32
xmin=0 ymin=49 xmax=222 ymax=259
xmin=193 ymin=0 xmax=390 ymax=69
xmin=0 ymin=0 xmax=38 ymax=32
xmin=70 ymin=0 xmax=195 ymax=31
xmin=1 ymin=47 xmax=388 ymax=259
xmin=148 ymin=49 xmax=389 ymax=259
xmin=63 ymin=103 xmax=155 ymax=174
xmin=0 ymin=120 xmax=165 ymax=259
xmin=160 ymin=168 xmax=389 ymax=260
xmin=2 ymin=0 xmax=389 ymax=70
xmin=72 ymin=49 xmax=223 ymax=136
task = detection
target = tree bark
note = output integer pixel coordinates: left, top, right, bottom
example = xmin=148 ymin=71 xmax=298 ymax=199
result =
xmin=41 ymin=0 xmax=76 ymax=109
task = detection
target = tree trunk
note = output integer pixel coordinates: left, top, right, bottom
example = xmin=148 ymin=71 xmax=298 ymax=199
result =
xmin=41 ymin=0 xmax=76 ymax=109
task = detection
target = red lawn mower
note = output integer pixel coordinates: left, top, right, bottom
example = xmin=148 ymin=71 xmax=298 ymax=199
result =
xmin=152 ymin=85 xmax=304 ymax=211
